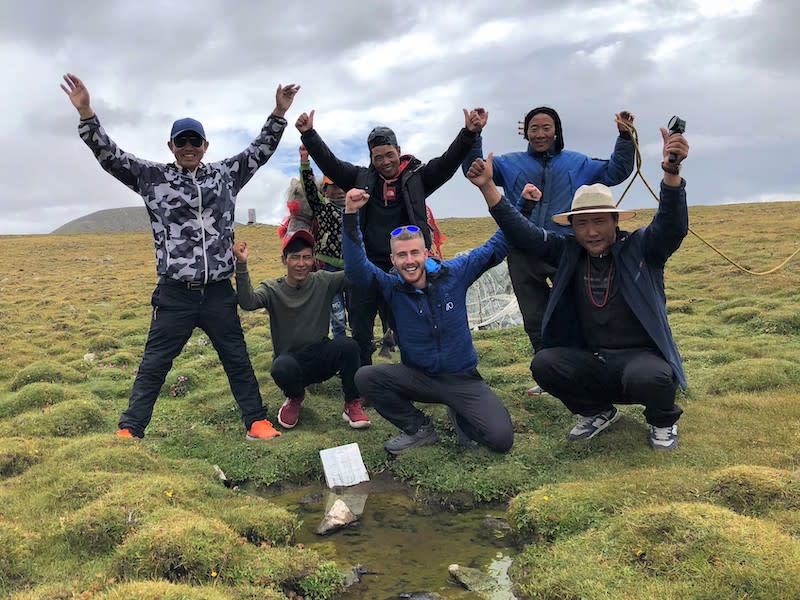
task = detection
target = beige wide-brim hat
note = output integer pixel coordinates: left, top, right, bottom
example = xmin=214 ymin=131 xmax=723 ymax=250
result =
xmin=552 ymin=183 xmax=636 ymax=225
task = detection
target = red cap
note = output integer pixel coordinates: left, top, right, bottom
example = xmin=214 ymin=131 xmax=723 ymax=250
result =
xmin=282 ymin=229 xmax=315 ymax=250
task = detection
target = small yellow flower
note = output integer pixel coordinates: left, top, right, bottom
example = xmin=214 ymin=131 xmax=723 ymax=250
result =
xmin=542 ymin=495 xmax=549 ymax=501
xmin=211 ymin=570 xmax=218 ymax=578
xmin=164 ymin=490 xmax=173 ymax=498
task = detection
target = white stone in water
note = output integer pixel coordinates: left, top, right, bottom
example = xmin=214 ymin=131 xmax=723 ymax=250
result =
xmin=316 ymin=498 xmax=358 ymax=535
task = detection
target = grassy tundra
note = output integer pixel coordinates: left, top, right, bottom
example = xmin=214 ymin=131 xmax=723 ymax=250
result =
xmin=1 ymin=202 xmax=799 ymax=598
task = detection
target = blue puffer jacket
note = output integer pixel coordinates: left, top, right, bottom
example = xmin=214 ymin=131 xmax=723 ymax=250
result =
xmin=462 ymin=136 xmax=635 ymax=235
xmin=343 ymin=213 xmax=508 ymax=375
xmin=488 ymin=180 xmax=689 ymax=388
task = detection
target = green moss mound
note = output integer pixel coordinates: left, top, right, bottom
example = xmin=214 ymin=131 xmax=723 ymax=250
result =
xmin=95 ymin=581 xmax=237 ymax=600
xmin=507 ymin=470 xmax=696 ymax=542
xmin=510 ymin=502 xmax=800 ymax=599
xmin=52 ymin=436 xmax=161 ymax=473
xmin=10 ymin=361 xmax=83 ymax=391
xmin=111 ymin=509 xmax=247 ymax=584
xmin=709 ymin=464 xmax=800 ymax=515
xmin=0 ymin=437 xmax=45 ymax=478
xmin=217 ymin=495 xmax=299 ymax=546
xmin=2 ymin=398 xmax=108 ymax=437
xmin=87 ymin=335 xmax=121 ymax=353
xmin=0 ymin=383 xmax=67 ymax=418
xmin=0 ymin=521 xmax=33 ymax=587
xmin=707 ymin=358 xmax=800 ymax=394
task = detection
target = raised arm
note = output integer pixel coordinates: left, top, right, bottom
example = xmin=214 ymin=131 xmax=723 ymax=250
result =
xmin=233 ymin=241 xmax=272 ymax=311
xmin=61 ymin=73 xmax=95 ymax=120
xmin=342 ymin=189 xmax=392 ymax=290
xmin=641 ymin=128 xmax=689 ymax=263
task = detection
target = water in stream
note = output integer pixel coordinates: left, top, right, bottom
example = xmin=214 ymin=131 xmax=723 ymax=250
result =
xmin=264 ymin=472 xmax=517 ymax=599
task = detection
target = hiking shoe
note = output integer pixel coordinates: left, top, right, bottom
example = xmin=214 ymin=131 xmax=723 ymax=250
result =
xmin=342 ymin=398 xmax=371 ymax=429
xmin=526 ymin=385 xmax=547 ymax=396
xmin=566 ymin=407 xmax=620 ymax=441
xmin=448 ymin=407 xmax=478 ymax=448
xmin=277 ymin=396 xmax=304 ymax=429
xmin=115 ymin=428 xmax=135 ymax=439
xmin=384 ymin=423 xmax=439 ymax=454
xmin=246 ymin=419 xmax=281 ymax=440
xmin=648 ymin=424 xmax=678 ymax=451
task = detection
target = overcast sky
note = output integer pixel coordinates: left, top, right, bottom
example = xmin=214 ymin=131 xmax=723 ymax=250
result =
xmin=2 ymin=0 xmax=797 ymax=235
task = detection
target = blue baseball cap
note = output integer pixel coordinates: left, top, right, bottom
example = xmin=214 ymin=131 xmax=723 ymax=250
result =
xmin=170 ymin=117 xmax=206 ymax=140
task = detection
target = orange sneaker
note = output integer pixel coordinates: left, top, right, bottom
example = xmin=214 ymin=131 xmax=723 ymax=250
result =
xmin=115 ymin=428 xmax=135 ymax=438
xmin=342 ymin=398 xmax=371 ymax=429
xmin=246 ymin=419 xmax=282 ymax=440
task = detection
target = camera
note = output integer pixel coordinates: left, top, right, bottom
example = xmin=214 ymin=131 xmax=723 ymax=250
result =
xmin=667 ymin=115 xmax=686 ymax=164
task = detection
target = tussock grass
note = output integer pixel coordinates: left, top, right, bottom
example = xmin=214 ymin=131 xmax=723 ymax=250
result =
xmin=1 ymin=204 xmax=799 ymax=596
xmin=510 ymin=502 xmax=800 ymax=599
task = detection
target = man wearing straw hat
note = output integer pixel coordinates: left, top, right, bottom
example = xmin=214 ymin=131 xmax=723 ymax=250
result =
xmin=468 ymin=125 xmax=689 ymax=451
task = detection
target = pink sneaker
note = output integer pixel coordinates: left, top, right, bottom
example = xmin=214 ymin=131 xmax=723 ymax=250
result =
xmin=342 ymin=398 xmax=371 ymax=429
xmin=278 ymin=396 xmax=304 ymax=429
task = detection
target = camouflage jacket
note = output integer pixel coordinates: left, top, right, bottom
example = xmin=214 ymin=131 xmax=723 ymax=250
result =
xmin=78 ymin=114 xmax=287 ymax=283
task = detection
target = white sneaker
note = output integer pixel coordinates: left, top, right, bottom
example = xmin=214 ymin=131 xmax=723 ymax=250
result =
xmin=566 ymin=407 xmax=620 ymax=441
xmin=648 ymin=424 xmax=678 ymax=451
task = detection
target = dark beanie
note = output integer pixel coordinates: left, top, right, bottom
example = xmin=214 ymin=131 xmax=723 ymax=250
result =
xmin=523 ymin=106 xmax=564 ymax=153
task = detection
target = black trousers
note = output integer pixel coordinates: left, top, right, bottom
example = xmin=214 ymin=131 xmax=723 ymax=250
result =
xmin=270 ymin=337 xmax=361 ymax=402
xmin=349 ymin=275 xmax=396 ymax=366
xmin=355 ymin=363 xmax=514 ymax=452
xmin=507 ymin=248 xmax=557 ymax=352
xmin=119 ymin=280 xmax=266 ymax=437
xmin=532 ymin=347 xmax=683 ymax=427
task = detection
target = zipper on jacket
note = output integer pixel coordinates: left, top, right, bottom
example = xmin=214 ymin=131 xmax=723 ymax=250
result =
xmin=192 ymin=172 xmax=208 ymax=284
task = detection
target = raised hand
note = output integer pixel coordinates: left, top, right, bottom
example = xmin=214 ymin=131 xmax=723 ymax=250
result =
xmin=464 ymin=107 xmax=489 ymax=133
xmin=233 ymin=240 xmax=249 ymax=263
xmin=344 ymin=188 xmax=369 ymax=214
xmin=295 ymin=110 xmax=315 ymax=133
xmin=273 ymin=84 xmax=300 ymax=118
xmin=660 ymin=128 xmax=689 ymax=165
xmin=60 ymin=73 xmax=94 ymax=119
xmin=616 ymin=110 xmax=635 ymax=134
xmin=521 ymin=183 xmax=542 ymax=202
xmin=466 ymin=153 xmax=494 ymax=188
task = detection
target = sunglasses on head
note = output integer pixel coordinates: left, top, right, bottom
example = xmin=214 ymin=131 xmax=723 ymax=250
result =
xmin=390 ymin=225 xmax=421 ymax=237
xmin=173 ymin=134 xmax=204 ymax=148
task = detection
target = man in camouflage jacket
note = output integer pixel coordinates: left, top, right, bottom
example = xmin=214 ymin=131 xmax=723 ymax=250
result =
xmin=60 ymin=72 xmax=299 ymax=441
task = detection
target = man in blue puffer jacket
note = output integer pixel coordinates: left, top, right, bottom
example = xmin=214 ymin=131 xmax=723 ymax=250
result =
xmin=61 ymin=72 xmax=299 ymax=441
xmin=342 ymin=173 xmax=516 ymax=455
xmin=462 ymin=107 xmax=636 ymax=355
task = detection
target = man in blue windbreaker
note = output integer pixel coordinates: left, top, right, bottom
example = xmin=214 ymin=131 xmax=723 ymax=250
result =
xmin=342 ymin=169 xmax=519 ymax=455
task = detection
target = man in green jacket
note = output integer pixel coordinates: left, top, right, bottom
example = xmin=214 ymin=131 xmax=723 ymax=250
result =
xmin=234 ymin=231 xmax=369 ymax=430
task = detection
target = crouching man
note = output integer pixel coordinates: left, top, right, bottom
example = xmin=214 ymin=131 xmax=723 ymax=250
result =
xmin=234 ymin=231 xmax=370 ymax=430
xmin=342 ymin=173 xmax=515 ymax=455
xmin=474 ymin=125 xmax=689 ymax=450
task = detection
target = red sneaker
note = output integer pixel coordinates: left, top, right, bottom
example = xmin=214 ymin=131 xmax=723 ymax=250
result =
xmin=277 ymin=396 xmax=304 ymax=429
xmin=115 ymin=428 xmax=135 ymax=438
xmin=246 ymin=419 xmax=281 ymax=440
xmin=342 ymin=398 xmax=371 ymax=429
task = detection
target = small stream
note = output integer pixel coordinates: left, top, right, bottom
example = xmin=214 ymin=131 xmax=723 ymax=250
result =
xmin=263 ymin=472 xmax=517 ymax=599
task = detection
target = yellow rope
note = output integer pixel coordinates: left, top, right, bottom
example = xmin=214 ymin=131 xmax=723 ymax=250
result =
xmin=614 ymin=118 xmax=800 ymax=275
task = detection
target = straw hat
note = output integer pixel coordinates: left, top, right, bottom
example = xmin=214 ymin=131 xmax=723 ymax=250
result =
xmin=552 ymin=183 xmax=636 ymax=225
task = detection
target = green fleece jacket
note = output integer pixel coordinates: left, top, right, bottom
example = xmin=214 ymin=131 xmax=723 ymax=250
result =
xmin=235 ymin=264 xmax=347 ymax=356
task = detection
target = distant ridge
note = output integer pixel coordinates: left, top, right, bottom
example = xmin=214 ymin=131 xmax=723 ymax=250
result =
xmin=51 ymin=207 xmax=252 ymax=234
xmin=51 ymin=207 xmax=150 ymax=234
